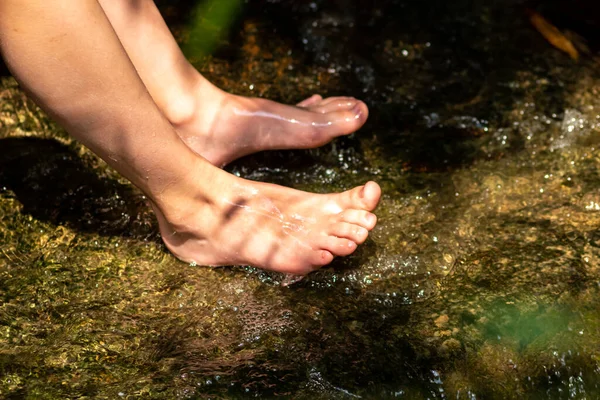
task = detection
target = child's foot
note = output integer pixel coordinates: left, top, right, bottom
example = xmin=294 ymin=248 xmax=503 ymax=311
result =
xmin=168 ymin=84 xmax=369 ymax=167
xmin=152 ymin=166 xmax=381 ymax=275
xmin=97 ymin=0 xmax=368 ymax=166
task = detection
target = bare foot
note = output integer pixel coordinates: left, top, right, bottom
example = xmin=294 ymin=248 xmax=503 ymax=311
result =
xmin=96 ymin=0 xmax=368 ymax=167
xmin=169 ymin=83 xmax=369 ymax=167
xmin=152 ymin=166 xmax=381 ymax=275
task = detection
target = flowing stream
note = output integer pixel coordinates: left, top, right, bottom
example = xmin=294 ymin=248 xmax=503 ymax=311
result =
xmin=1 ymin=0 xmax=600 ymax=398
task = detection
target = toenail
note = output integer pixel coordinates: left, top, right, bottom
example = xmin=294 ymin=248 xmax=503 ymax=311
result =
xmin=352 ymin=103 xmax=363 ymax=116
xmin=365 ymin=214 xmax=375 ymax=225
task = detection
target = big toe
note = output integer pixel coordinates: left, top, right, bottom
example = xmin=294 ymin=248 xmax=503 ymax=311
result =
xmin=362 ymin=181 xmax=382 ymax=210
xmin=310 ymin=101 xmax=369 ymax=139
xmin=339 ymin=181 xmax=382 ymax=211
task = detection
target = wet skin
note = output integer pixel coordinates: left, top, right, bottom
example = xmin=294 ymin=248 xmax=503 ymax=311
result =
xmin=172 ymin=85 xmax=369 ymax=167
xmin=94 ymin=0 xmax=382 ymax=271
xmin=0 ymin=0 xmax=381 ymax=275
xmin=153 ymin=173 xmax=381 ymax=274
xmin=97 ymin=0 xmax=370 ymax=168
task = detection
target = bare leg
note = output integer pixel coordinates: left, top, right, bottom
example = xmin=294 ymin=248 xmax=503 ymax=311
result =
xmin=98 ymin=0 xmax=369 ymax=167
xmin=0 ymin=0 xmax=381 ymax=275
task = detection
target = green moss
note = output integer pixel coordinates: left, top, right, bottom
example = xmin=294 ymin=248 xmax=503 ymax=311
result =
xmin=2 ymin=0 xmax=600 ymax=398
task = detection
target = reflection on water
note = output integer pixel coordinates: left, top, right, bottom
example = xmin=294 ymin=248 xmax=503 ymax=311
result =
xmin=1 ymin=0 xmax=600 ymax=398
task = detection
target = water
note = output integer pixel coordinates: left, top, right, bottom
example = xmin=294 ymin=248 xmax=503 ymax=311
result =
xmin=1 ymin=0 xmax=600 ymax=398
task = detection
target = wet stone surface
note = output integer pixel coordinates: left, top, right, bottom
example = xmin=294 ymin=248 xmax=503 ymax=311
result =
xmin=1 ymin=0 xmax=600 ymax=398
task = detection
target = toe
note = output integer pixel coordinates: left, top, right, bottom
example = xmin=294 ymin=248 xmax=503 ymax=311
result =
xmin=339 ymin=181 xmax=382 ymax=211
xmin=292 ymin=104 xmax=368 ymax=147
xmin=297 ymin=94 xmax=323 ymax=107
xmin=362 ymin=181 xmax=382 ymax=210
xmin=310 ymin=98 xmax=359 ymax=114
xmin=310 ymin=250 xmax=334 ymax=267
xmin=315 ymin=96 xmax=358 ymax=107
xmin=336 ymin=209 xmax=377 ymax=230
xmin=330 ymin=222 xmax=369 ymax=244
xmin=318 ymin=102 xmax=369 ymax=135
xmin=322 ymin=236 xmax=357 ymax=256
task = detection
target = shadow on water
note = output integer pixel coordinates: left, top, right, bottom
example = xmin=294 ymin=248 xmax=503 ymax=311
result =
xmin=0 ymin=62 xmax=9 ymax=78
xmin=0 ymin=137 xmax=155 ymax=239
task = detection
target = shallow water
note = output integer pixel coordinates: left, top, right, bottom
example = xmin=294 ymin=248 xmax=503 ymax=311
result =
xmin=1 ymin=0 xmax=600 ymax=398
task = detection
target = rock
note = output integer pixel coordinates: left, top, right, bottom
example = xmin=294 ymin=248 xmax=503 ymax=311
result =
xmin=434 ymin=314 xmax=449 ymax=328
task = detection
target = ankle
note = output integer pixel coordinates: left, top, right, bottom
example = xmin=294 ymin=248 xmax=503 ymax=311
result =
xmin=161 ymin=75 xmax=224 ymax=128
xmin=160 ymin=82 xmax=199 ymax=127
xmin=150 ymin=160 xmax=231 ymax=223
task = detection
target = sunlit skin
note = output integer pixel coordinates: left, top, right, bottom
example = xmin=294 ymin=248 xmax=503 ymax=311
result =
xmin=0 ymin=0 xmax=381 ymax=274
xmin=155 ymin=178 xmax=380 ymax=274
xmin=98 ymin=0 xmax=370 ymax=167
